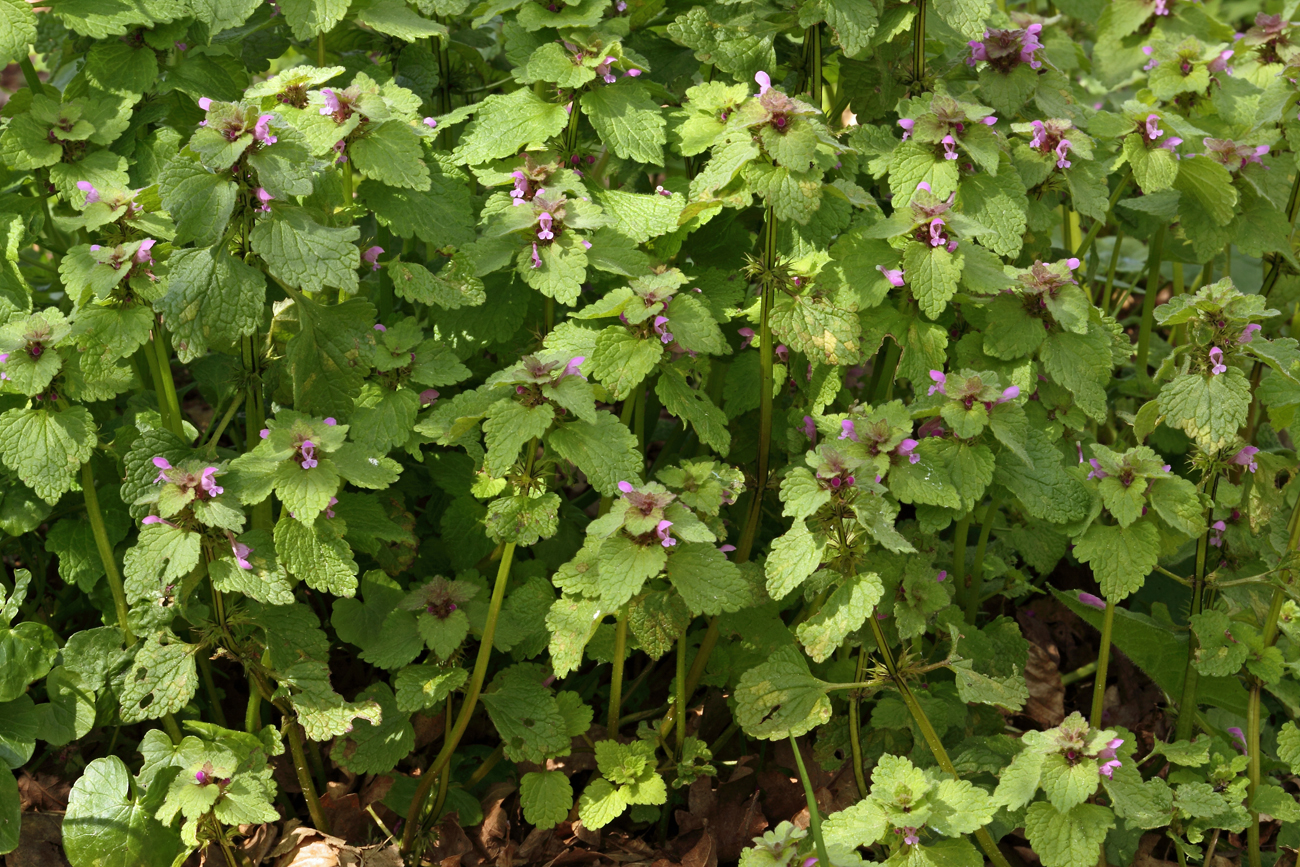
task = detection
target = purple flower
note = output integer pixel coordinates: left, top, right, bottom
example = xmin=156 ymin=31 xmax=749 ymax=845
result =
xmin=595 ymin=56 xmax=619 ymax=84
xmin=232 ymin=539 xmax=253 ymax=570
xmin=1029 ymin=120 xmax=1046 ymax=149
xmin=420 ymin=388 xmax=440 ymax=406
xmin=1067 ymin=257 xmax=1081 ymax=270
xmin=320 ymin=89 xmax=341 ymax=115
xmin=738 ymin=327 xmax=756 ymax=349
xmin=195 ymin=769 xmax=209 ymax=785
xmin=897 ymin=438 xmax=920 ymax=464
xmin=916 ymin=181 xmax=931 ymax=193
xmin=1208 ymin=49 xmax=1234 ymax=75
xmin=719 ymin=543 xmax=736 ymax=554
xmin=802 ymin=858 xmax=818 ymax=867
xmin=134 ymin=239 xmax=156 ymax=265
xmin=996 ymin=385 xmax=1020 ymax=404
xmin=1020 ymin=23 xmax=1044 ymax=66
xmin=1227 ymin=726 xmax=1248 ymax=754
xmin=655 ymin=519 xmax=676 ymax=547
xmin=373 ymin=323 xmax=386 ymax=332
xmin=1210 ymin=519 xmax=1227 ymax=547
xmin=898 ymin=118 xmax=914 ymax=141
xmin=325 ymin=496 xmax=338 ymax=519
xmin=928 ymin=218 xmax=946 ymax=247
xmin=1145 ymin=114 xmax=1164 ymax=141
xmin=561 ymin=356 xmax=587 ymax=381
xmin=1086 ymin=459 xmax=1107 ymax=480
xmin=877 ymin=266 xmax=905 ymax=287
xmin=259 ymin=428 xmax=269 ymax=439
xmin=754 ymin=70 xmax=771 ymax=94
xmin=333 ymin=140 xmax=347 ymax=163
xmin=142 ymin=515 xmax=178 ymax=528
xmin=941 ymin=134 xmax=958 ymax=160
xmin=1209 ymin=346 xmax=1227 ymax=375
xmin=936 ymin=570 xmax=947 ymax=582
xmin=928 ymin=370 xmax=946 ymax=396
xmin=1098 ymin=737 xmax=1124 ymax=777
xmin=802 ymin=416 xmax=817 ymax=440
xmin=531 ymin=243 xmax=542 ymax=269
xmin=1231 ymin=445 xmax=1259 ymax=473
xmin=423 ymin=117 xmax=437 ymax=128
xmin=839 ymin=419 xmax=858 ymax=442
xmin=775 ymin=344 xmax=788 ymax=363
xmin=363 ymin=246 xmax=383 ymax=271
xmin=1079 ymin=592 xmax=1106 ymax=610
xmin=1238 ymin=323 xmax=1261 ymax=344
xmin=654 ymin=185 xmax=671 ymax=197
xmin=1159 ymin=136 xmax=1183 ymax=155
xmin=1055 ymin=139 xmax=1072 ymax=169
xmin=152 ymin=456 xmax=172 ymax=484
xmin=903 ymin=828 xmax=920 ymax=846
xmin=199 ymin=467 xmax=223 ymax=496
xmin=255 ymin=187 xmax=274 ymax=211
xmin=324 ymin=417 xmax=337 ymax=426
xmin=537 ymin=211 xmax=554 ymax=240
xmin=76 ymin=181 xmax=100 ymax=204
xmin=654 ymin=315 xmax=674 ymax=344
xmin=300 ymin=440 xmax=318 ymax=469
xmin=618 ymin=481 xmax=635 ymax=494
xmin=253 ymin=114 xmax=277 ymax=145
xmin=198 ymin=97 xmax=212 ymax=111
xmin=581 ymin=238 xmax=592 ymax=250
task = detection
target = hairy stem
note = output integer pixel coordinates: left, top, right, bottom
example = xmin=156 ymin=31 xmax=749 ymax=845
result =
xmin=82 ymin=462 xmax=134 ymax=646
xmin=789 ymin=733 xmax=830 ymax=866
xmin=1099 ymin=229 xmax=1124 ymax=312
xmin=912 ymin=0 xmax=927 ymax=80
xmin=965 ymin=498 xmax=999 ymax=624
xmin=286 ymin=719 xmax=332 ymax=833
xmin=203 ymin=397 xmax=242 ymax=453
xmin=1262 ymin=167 xmax=1300 ymax=299
xmin=848 ymin=647 xmax=868 ymax=798
xmin=401 ymin=539 xmax=517 ymax=855
xmin=609 ymin=608 xmax=629 ymax=734
xmin=1090 ymin=600 xmax=1115 ymax=729
xmin=951 ymin=512 xmax=971 ymax=617
xmin=1134 ymin=225 xmax=1166 ymax=380
xmin=431 ymin=692 xmax=454 ymax=822
xmin=564 ymin=95 xmax=582 ymax=155
xmin=1175 ymin=474 xmax=1220 ymax=741
xmin=245 ymin=673 xmax=261 ymax=733
xmin=152 ymin=320 xmax=186 ymax=440
xmin=674 ymin=624 xmax=688 ymax=754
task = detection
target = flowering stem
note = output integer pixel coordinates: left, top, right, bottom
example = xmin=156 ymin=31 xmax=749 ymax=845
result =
xmin=1246 ymin=496 xmax=1300 ymax=867
xmin=802 ymin=24 xmax=823 ymax=108
xmin=286 ymin=718 xmax=332 ymax=833
xmin=871 ymin=341 xmax=901 ymax=404
xmin=964 ymin=497 xmax=999 ymax=624
xmin=912 ymin=0 xmax=926 ymax=80
xmin=151 ymin=320 xmax=187 ymax=441
xmin=316 ymin=32 xmax=325 ymax=67
xmin=564 ymin=95 xmax=582 ymax=155
xmin=1133 ymin=224 xmax=1166 ymax=381
xmin=608 ymin=607 xmax=629 ymax=734
xmin=866 ymin=617 xmax=1012 ymax=867
xmin=1089 ymin=600 xmax=1115 ymax=729
xmin=1175 ymin=473 xmax=1219 ymax=741
xmin=244 ymin=672 xmax=261 ymax=733
xmin=81 ymin=462 xmax=134 ymax=647
xmin=951 ymin=512 xmax=971 ymax=615
xmin=674 ymin=624 xmax=687 ymax=754
xmin=202 ymin=396 xmax=242 ymax=453
xmin=401 ymin=538 xmax=518 ymax=856
xmin=1098 ymin=228 xmax=1124 ymax=312
xmin=848 ymin=647 xmax=869 ymax=798
xmin=789 ymin=732 xmax=831 ymax=867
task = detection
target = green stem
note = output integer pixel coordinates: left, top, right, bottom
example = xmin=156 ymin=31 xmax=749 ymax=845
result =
xmin=286 ymin=719 xmax=331 ymax=833
xmin=848 ymin=648 xmax=868 ymax=799
xmin=951 ymin=512 xmax=971 ymax=616
xmin=1076 ymin=173 xmax=1133 ymax=264
xmin=1262 ymin=167 xmax=1300 ymax=299
xmin=803 ymin=24 xmax=823 ymax=109
xmin=965 ymin=498 xmax=998 ymax=623
xmin=1099 ymin=229 xmax=1124 ymax=312
xmin=316 ymin=32 xmax=326 ymax=67
xmin=465 ymin=744 xmax=504 ymax=789
xmin=739 ymin=207 xmax=778 ymax=562
xmin=912 ymin=0 xmax=927 ymax=80
xmin=1247 ymin=497 xmax=1300 ymax=867
xmin=245 ymin=673 xmax=262 ymax=733
xmin=198 ymin=655 xmax=227 ymax=728
xmin=151 ymin=321 xmax=186 ymax=440
xmin=1175 ymin=474 xmax=1220 ymax=741
xmin=564 ymin=96 xmax=582 ymax=155
xmin=674 ymin=624 xmax=687 ymax=754
xmin=431 ymin=692 xmax=454 ymax=822
xmin=872 ymin=341 xmax=901 ymax=405
xmin=867 ymin=616 xmax=1013 ymax=867
xmin=401 ymin=540 xmax=517 ymax=856
xmin=1060 ymin=660 xmax=1098 ymax=687
xmin=1090 ymin=600 xmax=1115 ymax=729
xmin=18 ymin=56 xmax=42 ymax=93
xmin=82 ymin=462 xmax=134 ymax=646
xmin=789 ymin=733 xmax=830 ymax=867
xmin=609 ymin=607 xmax=629 ymax=734
xmin=1134 ymin=225 xmax=1166 ymax=381
xmin=203 ymin=397 xmax=242 ymax=452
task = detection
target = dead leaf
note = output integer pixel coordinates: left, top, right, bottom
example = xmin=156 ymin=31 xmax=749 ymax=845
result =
xmin=680 ymin=831 xmax=716 ymax=867
xmin=1023 ymin=642 xmax=1065 ymax=727
xmin=17 ymin=771 xmax=70 ymax=811
xmin=6 ymin=812 xmax=69 ymax=867
xmin=240 ymin=823 xmax=281 ymax=866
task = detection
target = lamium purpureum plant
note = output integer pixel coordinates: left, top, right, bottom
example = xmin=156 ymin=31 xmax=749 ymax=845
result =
xmin=1 ymin=0 xmax=1300 ymax=865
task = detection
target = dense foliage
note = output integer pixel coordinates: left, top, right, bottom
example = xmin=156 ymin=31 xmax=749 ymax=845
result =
xmin=0 ymin=0 xmax=1299 ymax=863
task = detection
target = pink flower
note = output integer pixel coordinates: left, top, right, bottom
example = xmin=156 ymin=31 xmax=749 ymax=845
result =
xmin=877 ymin=266 xmax=905 ymax=287
xmin=1209 ymin=346 xmax=1227 ymax=375
xmin=1098 ymin=737 xmax=1123 ymax=777
xmin=1021 ymin=23 xmax=1044 ymax=66
xmin=255 ymin=187 xmax=274 ymax=211
xmin=1029 ymin=120 xmax=1046 ymax=149
xmin=537 ymin=212 xmax=554 ymax=240
xmin=300 ymin=440 xmax=318 ymax=469
xmin=142 ymin=515 xmax=178 ymax=528
xmin=898 ymin=118 xmax=914 ymax=141
xmin=1231 ymin=445 xmax=1259 ymax=473
xmin=1238 ymin=323 xmax=1261 ymax=343
xmin=333 ymin=140 xmax=347 ymax=163
xmin=1208 ymin=49 xmax=1234 ymax=75
xmin=936 ymin=570 xmax=947 ymax=582
xmin=198 ymin=97 xmax=212 ymax=111
xmin=531 ymin=243 xmax=542 ymax=269
xmin=903 ymin=828 xmax=920 ymax=846
xmin=738 ymin=327 xmax=756 ymax=350
xmin=253 ymin=114 xmax=277 ymax=145
xmin=1210 ymin=519 xmax=1227 ymax=547
xmin=655 ymin=519 xmax=676 ymax=547
xmin=232 ymin=540 xmax=254 ymax=570
xmin=927 ymin=370 xmax=946 ymax=396
xmin=1159 ymin=136 xmax=1183 ymax=155
xmin=897 ymin=438 xmax=920 ymax=464
xmin=320 ymin=89 xmax=341 ymax=115
xmin=775 ymin=344 xmax=788 ymax=363
xmin=259 ymin=429 xmax=269 ymax=439
xmin=719 ymin=543 xmax=736 ymax=554
xmin=916 ymin=181 xmax=931 ymax=193
xmin=802 ymin=416 xmax=817 ymax=440
xmin=323 ymin=417 xmax=336 ymax=426
xmin=1079 ymin=591 xmax=1106 ymax=610
xmin=618 ymin=481 xmax=635 ymax=494
xmin=654 ymin=315 xmax=674 ymax=344
xmin=363 ymin=246 xmax=383 ymax=271
xmin=1086 ymin=459 xmax=1107 ymax=480
xmin=839 ymin=420 xmax=858 ymax=442
xmin=420 ymin=388 xmax=440 ymax=406
xmin=152 ymin=456 xmax=172 ymax=484
xmin=373 ymin=323 xmax=386 ymax=332
xmin=754 ymin=71 xmax=771 ymax=94
xmin=941 ymin=134 xmax=958 ymax=160
xmin=1227 ymin=726 xmax=1247 ymax=754
xmin=1067 ymin=257 xmax=1081 ymax=270
xmin=1055 ymin=139 xmax=1072 ymax=169
xmin=1145 ymin=114 xmax=1164 ymax=141
xmin=134 ymin=239 xmax=156 ymax=265
xmin=423 ymin=117 xmax=437 ymax=128
xmin=325 ymin=496 xmax=338 ymax=519
xmin=928 ymin=218 xmax=947 ymax=247
xmin=199 ymin=467 xmax=223 ymax=496
xmin=1142 ymin=46 xmax=1158 ymax=71
xmin=76 ymin=181 xmax=100 ymax=204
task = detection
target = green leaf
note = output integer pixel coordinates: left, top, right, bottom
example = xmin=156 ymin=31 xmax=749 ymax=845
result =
xmin=904 ymin=242 xmax=963 ymax=319
xmin=0 ymin=407 xmax=97 ymax=505
xmin=119 ymin=636 xmax=198 ymax=724
xmin=394 ymin=664 xmax=467 ymax=712
xmin=734 ymin=645 xmax=833 ymax=740
xmin=274 ymin=515 xmax=358 ymax=596
xmin=1122 ymin=133 xmax=1178 ymax=194
xmin=596 ymin=534 xmax=666 ymax=608
xmin=483 ymin=399 xmax=554 ymax=476
xmin=158 ymin=156 xmax=238 ymax=247
xmin=252 ymin=206 xmax=361 ymax=295
xmin=1040 ymin=753 xmax=1101 ymax=812
xmin=485 ymin=491 xmax=560 ymax=546
xmin=1023 ymin=802 xmax=1114 ymax=867
xmin=0 ymin=696 xmax=35 ymax=769
xmin=581 ymin=81 xmax=666 ymax=164
xmin=278 ymin=0 xmax=351 ymax=39
xmin=330 ymin=683 xmax=413 ymax=774
xmin=63 ymin=757 xmax=184 ymax=867
xmin=479 ymin=664 xmax=571 ymax=762
xmin=289 ymin=296 xmax=376 ymax=418
xmin=770 ymin=288 xmax=860 ymax=366
xmin=158 ymin=247 xmax=265 ymax=363
xmin=795 ymin=571 xmax=883 ymax=662
xmin=931 ymin=0 xmax=988 ymax=38
xmin=1156 ymin=367 xmax=1251 ymax=451
xmin=1189 ymin=610 xmax=1249 ymax=677
xmin=0 ymin=762 xmax=16 ymax=855
xmin=957 ymin=171 xmax=1028 ymax=258
xmin=1173 ymin=155 xmax=1237 ymax=228
xmin=0 ymin=0 xmax=37 ymax=71
xmin=993 ymin=426 xmax=1089 ymax=522
xmin=33 ymin=665 xmax=96 ymax=747
xmin=358 ymin=172 xmax=476 ymax=248
xmin=589 ymin=328 xmax=663 ymax=401
xmin=765 ymin=518 xmax=826 ymax=600
xmin=453 ymin=88 xmax=569 ymax=165
xmin=1072 ymin=520 xmax=1159 ymax=601
xmin=578 ymin=776 xmax=627 ymax=829
xmin=356 ymin=0 xmax=447 ymax=39
xmin=389 ymin=257 xmax=485 ymax=309
xmin=520 ymin=770 xmax=573 ymax=831
xmin=656 ymin=364 xmax=729 ymax=454
xmin=350 ymin=121 xmax=431 ymax=190
xmin=548 ymin=412 xmax=642 ymax=497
